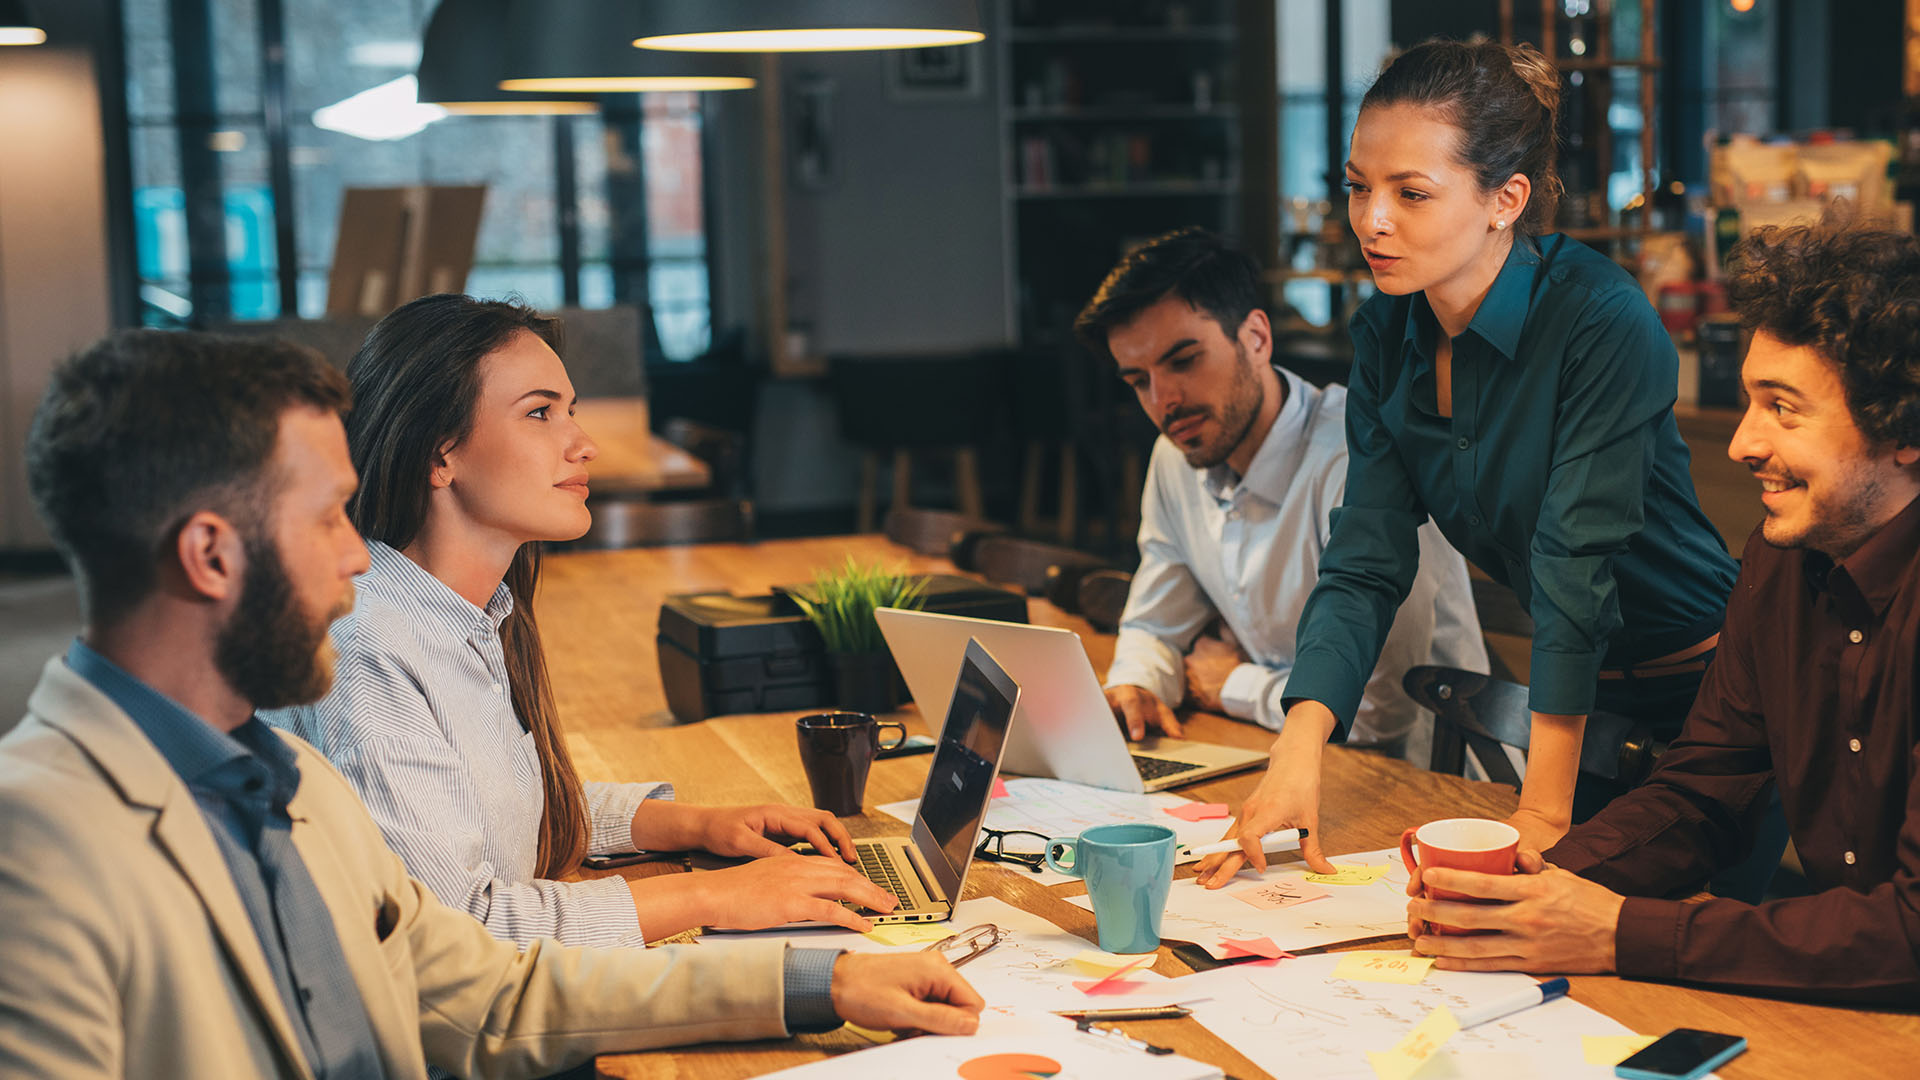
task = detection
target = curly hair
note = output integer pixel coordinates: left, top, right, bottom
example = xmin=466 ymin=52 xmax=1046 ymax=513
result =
xmin=1725 ymin=220 xmax=1920 ymax=449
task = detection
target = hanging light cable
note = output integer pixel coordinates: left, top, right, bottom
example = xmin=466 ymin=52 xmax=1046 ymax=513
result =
xmin=630 ymin=0 xmax=983 ymax=54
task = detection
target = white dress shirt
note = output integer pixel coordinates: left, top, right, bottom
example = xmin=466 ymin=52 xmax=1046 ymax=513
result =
xmin=265 ymin=541 xmax=670 ymax=948
xmin=1105 ymin=366 xmax=1487 ymax=746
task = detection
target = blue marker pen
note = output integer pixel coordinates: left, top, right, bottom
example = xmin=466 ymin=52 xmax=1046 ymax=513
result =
xmin=1452 ymin=977 xmax=1570 ymax=1029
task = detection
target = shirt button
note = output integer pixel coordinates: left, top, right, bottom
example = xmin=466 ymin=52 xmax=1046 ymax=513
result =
xmin=299 ymin=987 xmax=313 ymax=1004
xmin=1844 ymin=850 xmax=1857 ymax=865
xmin=1456 ymin=437 xmax=1471 ymax=450
xmin=491 ymin=683 xmax=504 ymax=695
xmin=1850 ymin=738 xmax=1862 ymax=752
xmin=1468 ymin=515 xmax=1482 ymax=527
xmin=1848 ymin=629 xmax=1864 ymax=644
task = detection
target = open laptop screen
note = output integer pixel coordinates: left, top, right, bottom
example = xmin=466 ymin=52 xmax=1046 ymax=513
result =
xmin=914 ymin=638 xmax=1017 ymax=891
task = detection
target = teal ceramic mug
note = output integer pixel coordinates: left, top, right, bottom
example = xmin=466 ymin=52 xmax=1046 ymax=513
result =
xmin=1044 ymin=823 xmax=1177 ymax=954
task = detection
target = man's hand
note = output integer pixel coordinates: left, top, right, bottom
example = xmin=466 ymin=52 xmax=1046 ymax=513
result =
xmin=829 ymin=952 xmax=985 ymax=1036
xmin=1405 ymin=849 xmax=1623 ymax=974
xmin=1195 ymin=702 xmax=1340 ymax=885
xmin=633 ymin=856 xmax=896 ymax=938
xmin=1183 ymin=634 xmax=1245 ymax=714
xmin=1106 ymin=684 xmax=1181 ymax=740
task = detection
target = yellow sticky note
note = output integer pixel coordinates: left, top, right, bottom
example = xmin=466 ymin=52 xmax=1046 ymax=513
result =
xmin=862 ymin=922 xmax=955 ymax=947
xmin=1334 ymin=950 xmax=1438 ymax=985
xmin=1583 ymin=1034 xmax=1657 ymax=1066
xmin=844 ymin=1022 xmax=898 ymax=1044
xmin=1069 ymin=949 xmax=1159 ymax=976
xmin=1306 ymin=863 xmax=1392 ymax=886
xmin=1366 ymin=1005 xmax=1460 ymax=1080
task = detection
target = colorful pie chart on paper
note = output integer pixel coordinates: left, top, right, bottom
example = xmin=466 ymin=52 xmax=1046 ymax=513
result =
xmin=956 ymin=1052 xmax=1063 ymax=1080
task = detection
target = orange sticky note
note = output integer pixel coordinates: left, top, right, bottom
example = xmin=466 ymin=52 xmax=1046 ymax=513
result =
xmin=1334 ymin=951 xmax=1437 ymax=985
xmin=1164 ymin=801 xmax=1231 ymax=821
xmin=990 ymin=777 xmax=1010 ymax=798
xmin=1219 ymin=936 xmax=1294 ymax=960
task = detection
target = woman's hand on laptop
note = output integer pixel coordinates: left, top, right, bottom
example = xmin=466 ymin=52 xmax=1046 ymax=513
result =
xmin=629 ymin=856 xmax=898 ymax=937
xmin=1105 ymin=684 xmax=1183 ymax=739
xmin=830 ymin=952 xmax=985 ymax=1036
xmin=1195 ymin=702 xmax=1339 ymax=885
xmin=630 ymin=801 xmax=859 ymax=863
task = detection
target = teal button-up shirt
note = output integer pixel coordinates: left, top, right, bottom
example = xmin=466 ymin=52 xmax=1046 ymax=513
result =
xmin=1290 ymin=234 xmax=1738 ymax=727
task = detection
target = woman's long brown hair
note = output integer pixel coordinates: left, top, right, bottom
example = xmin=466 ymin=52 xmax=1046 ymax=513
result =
xmin=344 ymin=294 xmax=588 ymax=878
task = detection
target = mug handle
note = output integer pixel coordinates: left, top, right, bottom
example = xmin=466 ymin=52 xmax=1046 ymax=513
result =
xmin=1043 ymin=837 xmax=1084 ymax=878
xmin=875 ymin=721 xmax=908 ymax=751
xmin=1398 ymin=827 xmax=1422 ymax=879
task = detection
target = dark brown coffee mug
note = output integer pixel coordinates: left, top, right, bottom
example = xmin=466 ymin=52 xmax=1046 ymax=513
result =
xmin=795 ymin=712 xmax=907 ymax=816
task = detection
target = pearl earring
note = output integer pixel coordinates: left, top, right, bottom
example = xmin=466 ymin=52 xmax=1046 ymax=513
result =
xmin=1495 ymin=220 xmax=1507 ymax=230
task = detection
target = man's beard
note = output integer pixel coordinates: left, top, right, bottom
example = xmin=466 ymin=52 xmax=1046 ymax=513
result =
xmin=1169 ymin=343 xmax=1265 ymax=469
xmin=1759 ymin=459 xmax=1889 ymax=561
xmin=214 ymin=535 xmax=349 ymax=710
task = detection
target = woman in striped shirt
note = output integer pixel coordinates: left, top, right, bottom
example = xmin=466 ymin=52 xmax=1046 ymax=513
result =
xmin=266 ymin=294 xmax=893 ymax=947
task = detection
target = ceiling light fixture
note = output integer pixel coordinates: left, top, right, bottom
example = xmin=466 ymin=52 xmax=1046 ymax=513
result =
xmin=631 ymin=0 xmax=983 ymax=53
xmin=497 ymin=0 xmax=756 ymax=93
xmin=417 ymin=0 xmax=599 ymax=115
xmin=0 ymin=0 xmax=46 ymax=46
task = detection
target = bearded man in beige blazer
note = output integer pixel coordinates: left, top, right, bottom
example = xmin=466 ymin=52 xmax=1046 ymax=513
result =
xmin=0 ymin=330 xmax=982 ymax=1080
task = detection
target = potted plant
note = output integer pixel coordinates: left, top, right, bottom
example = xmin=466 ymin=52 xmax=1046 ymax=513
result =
xmin=788 ymin=558 xmax=927 ymax=713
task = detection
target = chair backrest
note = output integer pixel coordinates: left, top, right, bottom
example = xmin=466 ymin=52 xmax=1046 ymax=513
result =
xmin=1075 ymin=569 xmax=1133 ymax=634
xmin=828 ymin=353 xmax=1002 ymax=448
xmin=1400 ymin=665 xmax=1657 ymax=790
xmin=971 ymin=535 xmax=1107 ymax=602
xmin=572 ymin=498 xmax=753 ymax=549
xmin=882 ymin=508 xmax=1004 ymax=557
xmin=660 ymin=418 xmax=744 ymax=496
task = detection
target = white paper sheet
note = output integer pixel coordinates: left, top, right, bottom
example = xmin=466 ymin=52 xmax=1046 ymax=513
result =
xmin=876 ymin=777 xmax=1234 ymax=886
xmin=1065 ymin=847 xmax=1412 ymax=958
xmin=1172 ymin=953 xmax=1659 ymax=1080
xmin=755 ymin=1014 xmax=1223 ymax=1079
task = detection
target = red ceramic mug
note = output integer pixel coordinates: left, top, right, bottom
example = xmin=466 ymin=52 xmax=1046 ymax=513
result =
xmin=1399 ymin=817 xmax=1520 ymax=935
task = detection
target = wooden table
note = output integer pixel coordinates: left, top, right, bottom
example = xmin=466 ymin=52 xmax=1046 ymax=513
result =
xmin=534 ymin=536 xmax=1920 ymax=1080
xmin=573 ymin=397 xmax=713 ymax=495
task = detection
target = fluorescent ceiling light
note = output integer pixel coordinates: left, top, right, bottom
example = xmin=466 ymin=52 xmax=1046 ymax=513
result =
xmin=313 ymin=75 xmax=446 ymax=141
xmin=631 ymin=0 xmax=984 ymax=53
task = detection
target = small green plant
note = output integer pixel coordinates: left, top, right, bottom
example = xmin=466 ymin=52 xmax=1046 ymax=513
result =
xmin=788 ymin=557 xmax=927 ymax=654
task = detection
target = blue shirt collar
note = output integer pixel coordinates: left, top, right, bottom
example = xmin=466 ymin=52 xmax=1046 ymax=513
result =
xmin=1399 ymin=235 xmax=1544 ymax=365
xmin=65 ymin=638 xmax=299 ymax=807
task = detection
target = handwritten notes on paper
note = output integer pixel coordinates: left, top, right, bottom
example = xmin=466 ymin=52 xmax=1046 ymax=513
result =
xmin=1306 ymin=864 xmax=1393 ymax=886
xmin=1582 ymin=1034 xmax=1657 ymax=1065
xmin=1230 ymin=879 xmax=1329 ymax=911
xmin=1333 ymin=951 xmax=1436 ymax=985
xmin=1163 ymin=801 xmax=1232 ymax=822
xmin=1366 ymin=1005 xmax=1460 ymax=1080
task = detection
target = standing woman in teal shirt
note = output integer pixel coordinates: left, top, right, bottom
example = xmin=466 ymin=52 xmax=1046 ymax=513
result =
xmin=1203 ymin=40 xmax=1741 ymax=881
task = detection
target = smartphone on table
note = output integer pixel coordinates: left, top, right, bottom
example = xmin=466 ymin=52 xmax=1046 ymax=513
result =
xmin=1615 ymin=1028 xmax=1747 ymax=1080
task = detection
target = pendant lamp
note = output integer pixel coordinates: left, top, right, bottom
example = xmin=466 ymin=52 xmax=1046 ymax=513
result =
xmin=417 ymin=0 xmax=597 ymax=115
xmin=0 ymin=0 xmax=46 ymax=46
xmin=631 ymin=0 xmax=984 ymax=53
xmin=498 ymin=0 xmax=757 ymax=94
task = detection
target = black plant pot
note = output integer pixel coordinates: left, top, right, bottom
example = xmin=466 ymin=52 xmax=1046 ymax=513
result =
xmin=829 ymin=651 xmax=901 ymax=713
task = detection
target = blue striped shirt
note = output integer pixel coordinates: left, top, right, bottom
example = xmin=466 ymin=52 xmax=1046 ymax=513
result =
xmin=265 ymin=541 xmax=672 ymax=948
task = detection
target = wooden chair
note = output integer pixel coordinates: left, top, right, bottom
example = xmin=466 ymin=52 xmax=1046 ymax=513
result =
xmin=971 ymin=535 xmax=1109 ymax=608
xmin=882 ymin=508 xmax=1004 ymax=557
xmin=830 ymin=353 xmax=998 ymax=532
xmin=572 ymin=498 xmax=753 ymax=549
xmin=659 ymin=417 xmax=745 ymax=497
xmin=1400 ymin=665 xmax=1656 ymax=791
xmin=1075 ymin=569 xmax=1133 ymax=634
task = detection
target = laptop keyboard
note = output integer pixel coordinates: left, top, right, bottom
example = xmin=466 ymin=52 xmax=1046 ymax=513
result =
xmin=856 ymin=845 xmax=917 ymax=909
xmin=1133 ymin=754 xmax=1206 ymax=781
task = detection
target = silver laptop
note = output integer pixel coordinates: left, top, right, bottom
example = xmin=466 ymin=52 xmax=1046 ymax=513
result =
xmin=832 ymin=637 xmax=1019 ymax=925
xmin=876 ymin=608 xmax=1266 ymax=793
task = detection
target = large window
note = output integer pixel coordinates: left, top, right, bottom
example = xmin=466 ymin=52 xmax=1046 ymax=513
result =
xmin=122 ymin=0 xmax=714 ymax=360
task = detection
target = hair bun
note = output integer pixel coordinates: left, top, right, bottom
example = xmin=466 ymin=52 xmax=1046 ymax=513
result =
xmin=1507 ymin=42 xmax=1561 ymax=116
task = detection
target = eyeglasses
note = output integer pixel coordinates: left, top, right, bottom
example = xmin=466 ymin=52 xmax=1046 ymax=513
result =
xmin=974 ymin=828 xmax=1051 ymax=873
xmin=923 ymin=922 xmax=1005 ymax=968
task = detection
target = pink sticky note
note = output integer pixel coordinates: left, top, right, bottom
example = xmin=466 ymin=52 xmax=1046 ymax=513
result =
xmin=1071 ymin=977 xmax=1150 ymax=995
xmin=990 ymin=778 xmax=1011 ymax=798
xmin=1229 ymin=880 xmax=1330 ymax=911
xmin=1164 ymin=801 xmax=1230 ymax=822
xmin=1219 ymin=936 xmax=1295 ymax=961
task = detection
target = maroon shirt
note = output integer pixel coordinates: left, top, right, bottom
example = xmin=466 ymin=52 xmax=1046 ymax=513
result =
xmin=1546 ymin=492 xmax=1920 ymax=1003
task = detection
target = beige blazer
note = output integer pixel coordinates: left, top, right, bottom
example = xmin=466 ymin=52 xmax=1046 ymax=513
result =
xmin=0 ymin=658 xmax=792 ymax=1079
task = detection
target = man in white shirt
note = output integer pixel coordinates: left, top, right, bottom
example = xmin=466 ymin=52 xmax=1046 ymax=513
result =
xmin=1076 ymin=228 xmax=1485 ymax=752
